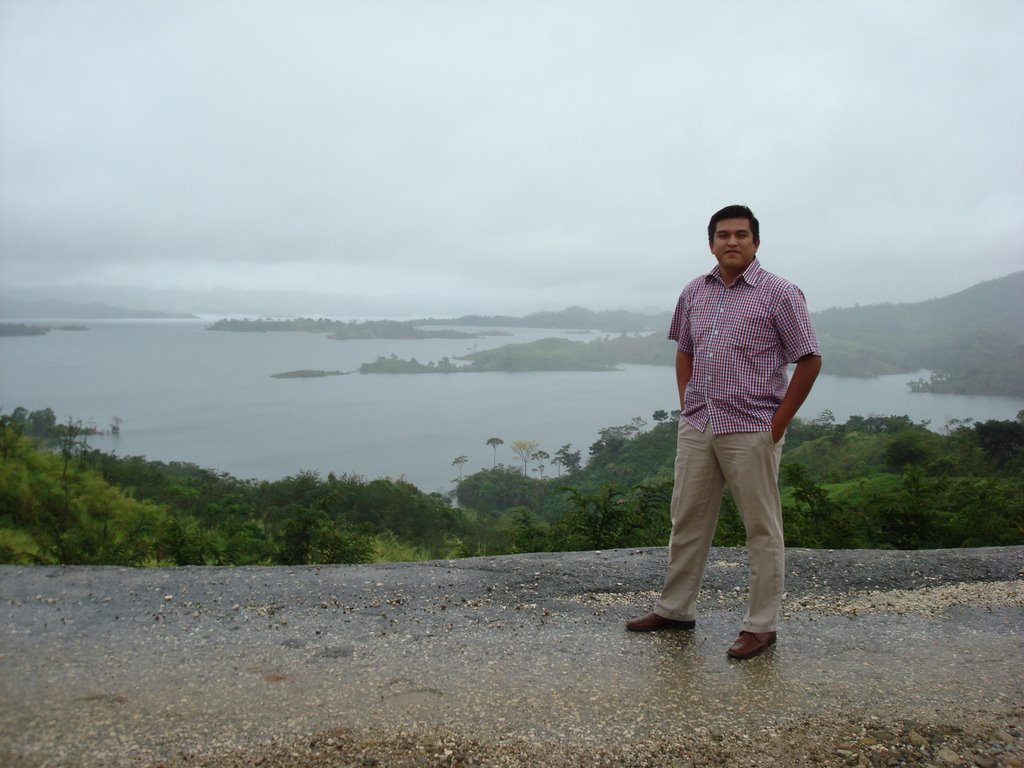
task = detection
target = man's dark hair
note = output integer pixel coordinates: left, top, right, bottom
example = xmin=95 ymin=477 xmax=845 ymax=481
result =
xmin=708 ymin=204 xmax=759 ymax=245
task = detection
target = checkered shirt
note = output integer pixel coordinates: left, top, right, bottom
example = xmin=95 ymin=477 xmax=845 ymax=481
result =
xmin=668 ymin=258 xmax=820 ymax=435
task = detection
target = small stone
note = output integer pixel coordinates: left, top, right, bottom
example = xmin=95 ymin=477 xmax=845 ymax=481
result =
xmin=973 ymin=757 xmax=997 ymax=768
xmin=836 ymin=749 xmax=855 ymax=758
xmin=936 ymin=746 xmax=961 ymax=764
xmin=908 ymin=730 xmax=930 ymax=748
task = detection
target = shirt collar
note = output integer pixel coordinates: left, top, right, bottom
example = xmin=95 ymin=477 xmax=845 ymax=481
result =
xmin=706 ymin=257 xmax=763 ymax=287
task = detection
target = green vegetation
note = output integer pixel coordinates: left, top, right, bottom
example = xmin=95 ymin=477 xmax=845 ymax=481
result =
xmin=0 ymin=408 xmax=496 ymax=566
xmin=2 ymin=404 xmax=1021 ymax=567
xmin=455 ymin=409 xmax=1023 ymax=553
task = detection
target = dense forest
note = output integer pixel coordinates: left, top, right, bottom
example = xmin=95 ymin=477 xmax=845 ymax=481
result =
xmin=2 ymin=404 xmax=1021 ymax=567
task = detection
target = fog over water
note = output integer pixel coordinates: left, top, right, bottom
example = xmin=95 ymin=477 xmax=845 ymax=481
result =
xmin=2 ymin=320 xmax=1022 ymax=493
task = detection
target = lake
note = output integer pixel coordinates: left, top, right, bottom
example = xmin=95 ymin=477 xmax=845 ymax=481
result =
xmin=2 ymin=318 xmax=1022 ymax=494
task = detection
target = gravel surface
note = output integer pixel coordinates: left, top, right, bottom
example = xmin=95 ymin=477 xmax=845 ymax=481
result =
xmin=1 ymin=546 xmax=1022 ymax=767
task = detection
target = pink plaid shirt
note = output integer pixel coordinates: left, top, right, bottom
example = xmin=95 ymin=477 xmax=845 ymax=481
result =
xmin=668 ymin=258 xmax=819 ymax=435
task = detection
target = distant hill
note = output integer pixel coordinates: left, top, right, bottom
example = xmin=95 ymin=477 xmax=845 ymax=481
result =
xmin=416 ymin=306 xmax=669 ymax=333
xmin=0 ymin=296 xmax=196 ymax=320
xmin=814 ymin=271 xmax=1024 ymax=394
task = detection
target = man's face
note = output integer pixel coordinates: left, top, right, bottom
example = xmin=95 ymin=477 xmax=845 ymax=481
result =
xmin=710 ymin=217 xmax=759 ymax=276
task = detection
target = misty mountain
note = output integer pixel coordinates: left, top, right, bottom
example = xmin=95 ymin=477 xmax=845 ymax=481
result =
xmin=417 ymin=306 xmax=670 ymax=333
xmin=0 ymin=287 xmax=391 ymax=320
xmin=815 ymin=270 xmax=1024 ymax=395
xmin=0 ymin=295 xmax=195 ymax=320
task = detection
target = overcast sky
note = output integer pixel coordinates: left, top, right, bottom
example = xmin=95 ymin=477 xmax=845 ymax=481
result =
xmin=1 ymin=0 xmax=1022 ymax=317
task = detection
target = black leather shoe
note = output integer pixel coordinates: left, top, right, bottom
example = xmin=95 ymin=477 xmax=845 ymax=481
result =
xmin=625 ymin=612 xmax=696 ymax=632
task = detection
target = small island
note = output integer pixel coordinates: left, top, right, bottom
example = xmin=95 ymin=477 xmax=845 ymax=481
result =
xmin=0 ymin=323 xmax=88 ymax=337
xmin=270 ymin=369 xmax=349 ymax=379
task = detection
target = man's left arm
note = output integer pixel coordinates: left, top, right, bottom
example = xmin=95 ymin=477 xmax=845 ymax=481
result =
xmin=771 ymin=353 xmax=822 ymax=443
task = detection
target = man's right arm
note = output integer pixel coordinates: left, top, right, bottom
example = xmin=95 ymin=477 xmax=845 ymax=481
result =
xmin=676 ymin=350 xmax=693 ymax=411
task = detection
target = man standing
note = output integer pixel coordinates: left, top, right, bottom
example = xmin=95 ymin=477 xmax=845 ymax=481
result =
xmin=626 ymin=204 xmax=821 ymax=660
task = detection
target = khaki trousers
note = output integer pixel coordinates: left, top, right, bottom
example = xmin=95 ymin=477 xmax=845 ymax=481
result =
xmin=654 ymin=420 xmax=785 ymax=633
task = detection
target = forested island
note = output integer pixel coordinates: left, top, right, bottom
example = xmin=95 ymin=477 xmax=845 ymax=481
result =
xmin=2 ymin=404 xmax=1021 ymax=566
xmin=355 ymin=333 xmax=673 ymax=374
xmin=359 ymin=339 xmax=626 ymax=373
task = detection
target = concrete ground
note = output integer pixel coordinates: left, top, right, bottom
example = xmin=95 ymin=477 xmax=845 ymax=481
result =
xmin=1 ymin=546 xmax=1022 ymax=767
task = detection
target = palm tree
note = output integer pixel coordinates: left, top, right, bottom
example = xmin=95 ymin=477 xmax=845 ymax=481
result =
xmin=485 ymin=437 xmax=504 ymax=468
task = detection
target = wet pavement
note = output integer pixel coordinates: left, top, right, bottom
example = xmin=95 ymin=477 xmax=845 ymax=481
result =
xmin=1 ymin=547 xmax=1022 ymax=767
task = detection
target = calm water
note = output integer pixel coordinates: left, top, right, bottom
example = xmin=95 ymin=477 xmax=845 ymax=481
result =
xmin=2 ymin=319 xmax=1022 ymax=493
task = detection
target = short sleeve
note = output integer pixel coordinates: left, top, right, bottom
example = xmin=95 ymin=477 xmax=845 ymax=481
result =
xmin=774 ymin=284 xmax=820 ymax=363
xmin=667 ymin=288 xmax=693 ymax=354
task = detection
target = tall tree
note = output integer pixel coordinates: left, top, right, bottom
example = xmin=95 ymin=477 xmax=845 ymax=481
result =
xmin=531 ymin=450 xmax=550 ymax=477
xmin=451 ymin=455 xmax=469 ymax=481
xmin=58 ymin=417 xmax=89 ymax=482
xmin=510 ymin=439 xmax=540 ymax=476
xmin=553 ymin=444 xmax=582 ymax=475
xmin=485 ymin=437 xmax=504 ymax=468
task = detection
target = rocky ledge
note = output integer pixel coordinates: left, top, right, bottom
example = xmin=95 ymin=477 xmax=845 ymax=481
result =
xmin=1 ymin=546 xmax=1022 ymax=767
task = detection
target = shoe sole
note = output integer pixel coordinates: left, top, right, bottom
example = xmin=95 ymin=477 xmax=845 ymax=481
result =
xmin=625 ymin=621 xmax=696 ymax=632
